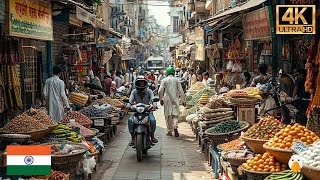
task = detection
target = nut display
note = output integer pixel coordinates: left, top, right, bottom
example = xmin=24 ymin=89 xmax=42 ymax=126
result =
xmin=0 ymin=113 xmax=47 ymax=133
xmin=66 ymin=122 xmax=95 ymax=136
xmin=244 ymin=116 xmax=285 ymax=140
xmin=62 ymin=112 xmax=92 ymax=125
xmin=26 ymin=108 xmax=57 ymax=127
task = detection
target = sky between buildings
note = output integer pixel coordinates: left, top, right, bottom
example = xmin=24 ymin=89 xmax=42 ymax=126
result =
xmin=148 ymin=1 xmax=170 ymax=27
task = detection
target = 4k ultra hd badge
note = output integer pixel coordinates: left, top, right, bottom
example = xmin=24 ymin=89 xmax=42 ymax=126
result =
xmin=276 ymin=5 xmax=316 ymax=34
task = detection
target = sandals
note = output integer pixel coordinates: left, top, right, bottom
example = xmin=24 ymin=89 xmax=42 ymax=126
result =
xmin=151 ymin=138 xmax=158 ymax=143
xmin=128 ymin=141 xmax=134 ymax=146
xmin=166 ymin=133 xmax=172 ymax=136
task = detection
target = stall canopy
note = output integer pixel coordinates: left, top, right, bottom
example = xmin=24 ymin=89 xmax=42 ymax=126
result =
xmin=202 ymin=0 xmax=267 ymax=23
xmin=75 ymin=6 xmax=108 ymax=30
xmin=109 ymin=28 xmax=124 ymax=38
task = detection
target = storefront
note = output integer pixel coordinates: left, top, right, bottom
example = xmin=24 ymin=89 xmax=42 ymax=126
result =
xmin=0 ymin=0 xmax=53 ymax=125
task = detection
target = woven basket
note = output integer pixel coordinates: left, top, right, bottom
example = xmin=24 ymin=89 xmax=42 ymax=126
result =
xmin=80 ymin=122 xmax=93 ymax=128
xmin=221 ymin=150 xmax=253 ymax=167
xmin=42 ymin=142 xmax=88 ymax=173
xmin=242 ymin=136 xmax=268 ymax=154
xmin=205 ymin=121 xmax=249 ymax=146
xmin=242 ymin=168 xmax=272 ymax=180
xmin=0 ymin=128 xmax=48 ymax=142
xmin=229 ymin=97 xmax=258 ymax=107
xmin=263 ymin=144 xmax=293 ymax=164
xmin=301 ymin=164 xmax=320 ymax=180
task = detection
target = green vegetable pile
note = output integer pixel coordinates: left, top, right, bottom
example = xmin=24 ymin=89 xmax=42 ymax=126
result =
xmin=207 ymin=120 xmax=242 ymax=134
xmin=186 ymin=88 xmax=216 ymax=106
xmin=187 ymin=105 xmax=198 ymax=114
xmin=186 ymin=95 xmax=193 ymax=102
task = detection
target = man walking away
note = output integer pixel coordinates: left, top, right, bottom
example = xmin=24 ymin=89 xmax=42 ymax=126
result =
xmin=114 ymin=71 xmax=123 ymax=88
xmin=43 ymin=66 xmax=70 ymax=122
xmin=103 ymin=73 xmax=113 ymax=96
xmin=158 ymin=67 xmax=186 ymax=137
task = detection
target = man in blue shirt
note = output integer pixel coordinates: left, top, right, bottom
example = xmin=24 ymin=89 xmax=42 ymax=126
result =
xmin=128 ymin=76 xmax=157 ymax=146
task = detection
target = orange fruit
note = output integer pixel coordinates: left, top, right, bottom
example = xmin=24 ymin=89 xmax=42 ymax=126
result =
xmin=257 ymin=168 xmax=263 ymax=172
xmin=307 ymin=140 xmax=312 ymax=144
xmin=263 ymin=169 xmax=269 ymax=172
xmin=258 ymin=164 xmax=265 ymax=169
xmin=301 ymin=137 xmax=307 ymax=142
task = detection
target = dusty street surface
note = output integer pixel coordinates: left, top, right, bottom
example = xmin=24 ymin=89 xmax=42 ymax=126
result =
xmin=99 ymin=106 xmax=214 ymax=180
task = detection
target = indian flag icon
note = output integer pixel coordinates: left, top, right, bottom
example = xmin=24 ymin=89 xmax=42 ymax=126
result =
xmin=6 ymin=145 xmax=51 ymax=175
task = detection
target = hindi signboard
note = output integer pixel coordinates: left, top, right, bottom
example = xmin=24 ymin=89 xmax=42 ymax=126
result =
xmin=6 ymin=0 xmax=53 ymax=40
xmin=242 ymin=7 xmax=271 ymax=40
xmin=195 ymin=27 xmax=205 ymax=61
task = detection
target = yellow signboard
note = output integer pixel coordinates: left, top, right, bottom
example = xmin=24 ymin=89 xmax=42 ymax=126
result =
xmin=7 ymin=0 xmax=53 ymax=40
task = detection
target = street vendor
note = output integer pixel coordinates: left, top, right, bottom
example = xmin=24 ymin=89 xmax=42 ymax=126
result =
xmin=250 ymin=64 xmax=269 ymax=87
xmin=43 ymin=66 xmax=70 ymax=122
xmin=257 ymin=84 xmax=277 ymax=117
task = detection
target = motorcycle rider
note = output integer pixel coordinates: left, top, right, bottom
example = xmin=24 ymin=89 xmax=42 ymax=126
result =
xmin=128 ymin=76 xmax=158 ymax=146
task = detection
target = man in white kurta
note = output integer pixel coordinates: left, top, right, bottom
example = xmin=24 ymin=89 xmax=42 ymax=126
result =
xmin=158 ymin=67 xmax=186 ymax=137
xmin=44 ymin=66 xmax=70 ymax=122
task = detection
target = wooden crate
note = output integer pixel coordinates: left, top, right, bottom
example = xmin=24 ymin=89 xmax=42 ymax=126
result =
xmin=237 ymin=107 xmax=255 ymax=126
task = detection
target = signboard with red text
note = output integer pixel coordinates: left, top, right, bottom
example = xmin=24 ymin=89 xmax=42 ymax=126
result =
xmin=242 ymin=7 xmax=271 ymax=40
xmin=7 ymin=0 xmax=53 ymax=40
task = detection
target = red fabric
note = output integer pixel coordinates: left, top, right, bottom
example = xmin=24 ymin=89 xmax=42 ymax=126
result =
xmin=147 ymin=75 xmax=156 ymax=81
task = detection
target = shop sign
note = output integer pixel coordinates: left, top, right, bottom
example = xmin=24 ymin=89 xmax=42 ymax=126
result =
xmin=242 ymin=7 xmax=271 ymax=40
xmin=0 ymin=0 xmax=4 ymax=24
xmin=176 ymin=49 xmax=183 ymax=58
xmin=69 ymin=15 xmax=83 ymax=27
xmin=7 ymin=0 xmax=53 ymax=41
xmin=195 ymin=27 xmax=205 ymax=61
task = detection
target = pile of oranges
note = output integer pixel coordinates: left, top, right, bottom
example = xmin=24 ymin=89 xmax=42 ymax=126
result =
xmin=266 ymin=123 xmax=319 ymax=149
xmin=242 ymin=153 xmax=287 ymax=172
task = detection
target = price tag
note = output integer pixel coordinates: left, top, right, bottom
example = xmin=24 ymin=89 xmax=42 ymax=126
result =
xmin=291 ymin=140 xmax=309 ymax=154
xmin=94 ymin=119 xmax=104 ymax=127
xmin=69 ymin=119 xmax=76 ymax=123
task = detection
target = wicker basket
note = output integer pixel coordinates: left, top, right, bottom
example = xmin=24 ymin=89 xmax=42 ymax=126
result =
xmin=221 ymin=150 xmax=253 ymax=167
xmin=242 ymin=136 xmax=268 ymax=154
xmin=242 ymin=168 xmax=272 ymax=180
xmin=301 ymin=164 xmax=320 ymax=180
xmin=42 ymin=142 xmax=88 ymax=173
xmin=205 ymin=121 xmax=250 ymax=146
xmin=263 ymin=144 xmax=293 ymax=164
xmin=229 ymin=97 xmax=258 ymax=108
xmin=80 ymin=122 xmax=93 ymax=128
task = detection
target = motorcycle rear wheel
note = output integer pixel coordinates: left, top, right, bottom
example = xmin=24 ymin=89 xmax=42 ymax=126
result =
xmin=136 ymin=134 xmax=143 ymax=161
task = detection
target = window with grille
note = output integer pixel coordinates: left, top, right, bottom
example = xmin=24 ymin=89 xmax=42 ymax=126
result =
xmin=173 ymin=16 xmax=180 ymax=33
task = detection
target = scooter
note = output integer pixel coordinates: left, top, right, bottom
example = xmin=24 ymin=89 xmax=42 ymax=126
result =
xmin=129 ymin=97 xmax=159 ymax=161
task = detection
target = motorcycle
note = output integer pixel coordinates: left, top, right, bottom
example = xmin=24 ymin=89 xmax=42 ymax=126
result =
xmin=129 ymin=97 xmax=159 ymax=161
xmin=148 ymin=80 xmax=157 ymax=95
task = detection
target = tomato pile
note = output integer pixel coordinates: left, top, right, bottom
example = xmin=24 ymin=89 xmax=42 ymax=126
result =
xmin=244 ymin=116 xmax=284 ymax=140
xmin=266 ymin=123 xmax=320 ymax=149
xmin=242 ymin=152 xmax=287 ymax=172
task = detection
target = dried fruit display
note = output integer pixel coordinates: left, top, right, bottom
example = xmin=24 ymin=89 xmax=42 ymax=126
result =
xmin=90 ymin=97 xmax=124 ymax=107
xmin=0 ymin=113 xmax=47 ymax=133
xmin=189 ymin=82 xmax=206 ymax=91
xmin=244 ymin=116 xmax=285 ymax=140
xmin=25 ymin=108 xmax=57 ymax=127
xmin=66 ymin=122 xmax=95 ymax=136
xmin=69 ymin=92 xmax=89 ymax=106
xmin=62 ymin=112 xmax=92 ymax=125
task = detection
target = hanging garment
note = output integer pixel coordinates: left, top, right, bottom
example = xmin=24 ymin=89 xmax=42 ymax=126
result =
xmin=158 ymin=75 xmax=185 ymax=116
xmin=43 ymin=75 xmax=70 ymax=122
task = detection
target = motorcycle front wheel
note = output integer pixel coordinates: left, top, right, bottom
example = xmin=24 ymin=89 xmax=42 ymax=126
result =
xmin=136 ymin=134 xmax=143 ymax=161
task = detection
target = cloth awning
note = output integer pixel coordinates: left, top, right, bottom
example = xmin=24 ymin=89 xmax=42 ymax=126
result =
xmin=109 ymin=28 xmax=124 ymax=38
xmin=202 ymin=0 xmax=267 ymax=23
xmin=76 ymin=6 xmax=108 ymax=30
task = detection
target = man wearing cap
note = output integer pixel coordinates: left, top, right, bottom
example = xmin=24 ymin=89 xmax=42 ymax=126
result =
xmin=129 ymin=68 xmax=134 ymax=83
xmin=158 ymin=67 xmax=186 ymax=137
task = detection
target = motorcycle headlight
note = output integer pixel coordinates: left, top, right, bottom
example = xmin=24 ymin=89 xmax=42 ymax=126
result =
xmin=136 ymin=107 xmax=145 ymax=113
xmin=141 ymin=116 xmax=149 ymax=124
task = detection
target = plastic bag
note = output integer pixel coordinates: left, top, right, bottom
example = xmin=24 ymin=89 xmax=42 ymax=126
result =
xmin=186 ymin=114 xmax=197 ymax=124
xmin=226 ymin=60 xmax=233 ymax=71
xmin=61 ymin=144 xmax=75 ymax=154
xmin=82 ymin=157 xmax=96 ymax=174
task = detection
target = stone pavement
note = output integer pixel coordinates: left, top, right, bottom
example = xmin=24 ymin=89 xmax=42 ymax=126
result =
xmin=99 ymin=106 xmax=214 ymax=180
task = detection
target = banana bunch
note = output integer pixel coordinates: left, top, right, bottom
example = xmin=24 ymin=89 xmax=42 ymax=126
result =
xmin=268 ymin=170 xmax=305 ymax=180
xmin=52 ymin=124 xmax=83 ymax=142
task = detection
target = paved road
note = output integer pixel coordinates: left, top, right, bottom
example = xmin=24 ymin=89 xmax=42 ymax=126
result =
xmin=99 ymin=106 xmax=214 ymax=180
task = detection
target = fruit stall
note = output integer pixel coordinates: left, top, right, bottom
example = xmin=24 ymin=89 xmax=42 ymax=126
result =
xmin=0 ymin=92 xmax=129 ymax=179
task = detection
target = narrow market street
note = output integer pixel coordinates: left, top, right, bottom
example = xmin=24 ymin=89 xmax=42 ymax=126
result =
xmin=96 ymin=106 xmax=214 ymax=180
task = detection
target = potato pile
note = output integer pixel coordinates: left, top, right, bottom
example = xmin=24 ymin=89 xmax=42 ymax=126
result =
xmin=266 ymin=123 xmax=319 ymax=149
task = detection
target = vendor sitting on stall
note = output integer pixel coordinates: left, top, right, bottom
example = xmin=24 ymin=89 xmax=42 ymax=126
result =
xmin=257 ymin=84 xmax=277 ymax=117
